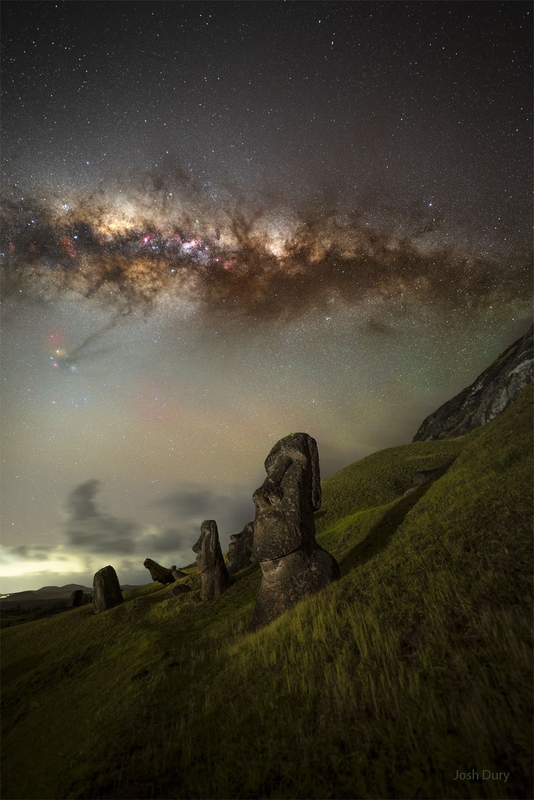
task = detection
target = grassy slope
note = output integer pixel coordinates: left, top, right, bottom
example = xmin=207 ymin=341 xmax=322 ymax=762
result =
xmin=1 ymin=385 xmax=532 ymax=800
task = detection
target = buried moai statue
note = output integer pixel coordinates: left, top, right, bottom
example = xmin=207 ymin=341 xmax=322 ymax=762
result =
xmin=92 ymin=565 xmax=124 ymax=614
xmin=226 ymin=521 xmax=255 ymax=575
xmin=251 ymin=432 xmax=340 ymax=629
xmin=192 ymin=520 xmax=230 ymax=600
xmin=143 ymin=558 xmax=177 ymax=585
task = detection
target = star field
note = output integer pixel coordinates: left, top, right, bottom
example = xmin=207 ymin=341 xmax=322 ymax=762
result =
xmin=1 ymin=1 xmax=532 ymax=592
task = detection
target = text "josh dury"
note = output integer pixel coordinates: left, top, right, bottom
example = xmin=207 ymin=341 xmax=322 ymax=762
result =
xmin=454 ymin=770 xmax=509 ymax=782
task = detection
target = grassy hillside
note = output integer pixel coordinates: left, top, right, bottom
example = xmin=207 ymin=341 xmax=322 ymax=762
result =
xmin=1 ymin=385 xmax=532 ymax=800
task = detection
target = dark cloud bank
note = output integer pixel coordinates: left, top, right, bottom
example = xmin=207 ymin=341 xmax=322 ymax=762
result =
xmin=62 ymin=479 xmax=254 ymax=563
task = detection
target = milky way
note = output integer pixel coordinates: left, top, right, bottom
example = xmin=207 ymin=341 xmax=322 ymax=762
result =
xmin=1 ymin=1 xmax=531 ymax=592
xmin=2 ymin=185 xmax=530 ymax=328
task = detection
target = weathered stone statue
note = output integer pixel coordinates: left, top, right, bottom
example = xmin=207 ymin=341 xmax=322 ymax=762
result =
xmin=192 ymin=520 xmax=230 ymax=600
xmin=92 ymin=565 xmax=123 ymax=614
xmin=227 ymin=521 xmax=255 ymax=575
xmin=67 ymin=589 xmax=84 ymax=608
xmin=251 ymin=432 xmax=340 ymax=629
xmin=143 ymin=558 xmax=177 ymax=585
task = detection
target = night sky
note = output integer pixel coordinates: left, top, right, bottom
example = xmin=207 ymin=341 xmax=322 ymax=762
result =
xmin=1 ymin=1 xmax=532 ymax=594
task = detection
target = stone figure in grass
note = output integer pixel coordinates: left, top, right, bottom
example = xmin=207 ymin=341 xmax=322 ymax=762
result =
xmin=251 ymin=432 xmax=340 ymax=629
xmin=143 ymin=558 xmax=177 ymax=585
xmin=92 ymin=565 xmax=124 ymax=614
xmin=67 ymin=589 xmax=84 ymax=608
xmin=227 ymin=521 xmax=255 ymax=575
xmin=193 ymin=520 xmax=230 ymax=600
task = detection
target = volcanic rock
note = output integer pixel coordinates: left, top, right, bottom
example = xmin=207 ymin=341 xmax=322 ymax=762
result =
xmin=192 ymin=520 xmax=230 ymax=600
xmin=143 ymin=558 xmax=177 ymax=585
xmin=251 ymin=432 xmax=340 ymax=629
xmin=227 ymin=521 xmax=254 ymax=574
xmin=413 ymin=324 xmax=533 ymax=441
xmin=92 ymin=566 xmax=123 ymax=614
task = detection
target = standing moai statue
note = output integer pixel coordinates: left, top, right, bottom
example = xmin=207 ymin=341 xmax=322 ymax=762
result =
xmin=92 ymin=565 xmax=124 ymax=614
xmin=67 ymin=589 xmax=84 ymax=608
xmin=143 ymin=558 xmax=177 ymax=585
xmin=251 ymin=432 xmax=340 ymax=629
xmin=192 ymin=520 xmax=230 ymax=600
xmin=226 ymin=521 xmax=255 ymax=575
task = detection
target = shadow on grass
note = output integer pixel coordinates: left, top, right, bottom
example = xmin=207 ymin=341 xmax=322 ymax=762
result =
xmin=340 ymin=465 xmax=451 ymax=576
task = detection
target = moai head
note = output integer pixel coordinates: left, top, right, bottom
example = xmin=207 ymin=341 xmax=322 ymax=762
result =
xmin=143 ymin=558 xmax=158 ymax=579
xmin=251 ymin=432 xmax=321 ymax=563
xmin=227 ymin=521 xmax=254 ymax=574
xmin=143 ymin=558 xmax=176 ymax=584
xmin=193 ymin=519 xmax=222 ymax=574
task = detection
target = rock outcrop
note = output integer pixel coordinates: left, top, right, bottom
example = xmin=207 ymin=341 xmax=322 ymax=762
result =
xmin=413 ymin=324 xmax=533 ymax=441
xmin=226 ymin=521 xmax=254 ymax=574
xmin=192 ymin=520 xmax=231 ymax=600
xmin=92 ymin=565 xmax=123 ymax=614
xmin=143 ymin=558 xmax=177 ymax=585
xmin=251 ymin=432 xmax=340 ymax=629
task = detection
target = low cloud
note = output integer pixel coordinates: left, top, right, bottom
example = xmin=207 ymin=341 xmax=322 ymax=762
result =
xmin=139 ymin=525 xmax=196 ymax=555
xmin=64 ymin=480 xmax=140 ymax=555
xmin=154 ymin=485 xmax=255 ymax=548
xmin=1 ymin=480 xmax=256 ymax=590
xmin=62 ymin=480 xmax=254 ymax=565
xmin=0 ymin=544 xmax=55 ymax=563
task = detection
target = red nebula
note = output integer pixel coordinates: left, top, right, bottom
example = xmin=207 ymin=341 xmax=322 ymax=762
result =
xmin=60 ymin=236 xmax=77 ymax=259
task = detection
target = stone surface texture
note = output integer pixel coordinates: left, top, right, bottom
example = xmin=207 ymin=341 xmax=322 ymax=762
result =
xmin=413 ymin=325 xmax=533 ymax=441
xmin=192 ymin=520 xmax=230 ymax=600
xmin=227 ymin=522 xmax=255 ymax=574
xmin=92 ymin=565 xmax=123 ymax=614
xmin=251 ymin=432 xmax=340 ymax=629
xmin=143 ymin=558 xmax=177 ymax=585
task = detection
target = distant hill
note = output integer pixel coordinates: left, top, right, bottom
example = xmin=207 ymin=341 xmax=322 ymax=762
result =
xmin=413 ymin=323 xmax=533 ymax=441
xmin=1 ymin=383 xmax=531 ymax=799
xmin=34 ymin=584 xmax=92 ymax=597
xmin=1 ymin=584 xmax=149 ymax=607
xmin=0 ymin=584 xmax=92 ymax=606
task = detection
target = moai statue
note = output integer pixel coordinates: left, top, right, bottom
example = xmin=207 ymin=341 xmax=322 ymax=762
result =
xmin=226 ymin=521 xmax=255 ymax=575
xmin=92 ymin=565 xmax=124 ymax=614
xmin=192 ymin=520 xmax=230 ymax=600
xmin=251 ymin=432 xmax=340 ymax=629
xmin=143 ymin=558 xmax=177 ymax=585
xmin=67 ymin=589 xmax=84 ymax=608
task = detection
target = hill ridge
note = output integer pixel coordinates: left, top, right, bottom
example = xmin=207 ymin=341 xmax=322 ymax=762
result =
xmin=413 ymin=323 xmax=533 ymax=440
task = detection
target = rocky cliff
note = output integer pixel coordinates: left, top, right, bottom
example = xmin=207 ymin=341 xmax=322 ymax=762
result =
xmin=413 ymin=324 xmax=533 ymax=441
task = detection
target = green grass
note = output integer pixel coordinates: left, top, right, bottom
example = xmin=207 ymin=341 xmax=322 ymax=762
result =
xmin=1 ymin=385 xmax=532 ymax=799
